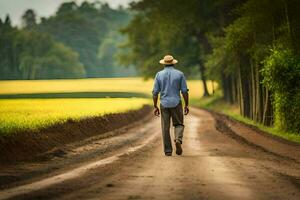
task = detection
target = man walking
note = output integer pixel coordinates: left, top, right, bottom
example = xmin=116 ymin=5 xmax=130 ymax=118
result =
xmin=152 ymin=55 xmax=189 ymax=156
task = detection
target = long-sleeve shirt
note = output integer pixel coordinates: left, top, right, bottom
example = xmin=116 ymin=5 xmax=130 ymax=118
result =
xmin=152 ymin=66 xmax=189 ymax=108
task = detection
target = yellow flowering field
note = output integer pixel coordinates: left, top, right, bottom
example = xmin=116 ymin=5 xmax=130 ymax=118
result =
xmin=0 ymin=98 xmax=150 ymax=135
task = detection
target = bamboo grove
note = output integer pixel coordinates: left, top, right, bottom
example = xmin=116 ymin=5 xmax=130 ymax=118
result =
xmin=122 ymin=0 xmax=300 ymax=134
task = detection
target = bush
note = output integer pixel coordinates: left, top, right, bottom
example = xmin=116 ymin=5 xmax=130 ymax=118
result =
xmin=262 ymin=48 xmax=300 ymax=133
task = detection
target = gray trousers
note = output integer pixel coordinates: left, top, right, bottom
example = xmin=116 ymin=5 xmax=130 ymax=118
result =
xmin=160 ymin=102 xmax=184 ymax=153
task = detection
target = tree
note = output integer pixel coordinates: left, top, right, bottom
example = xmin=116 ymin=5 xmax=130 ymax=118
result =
xmin=38 ymin=2 xmax=100 ymax=77
xmin=0 ymin=15 xmax=21 ymax=79
xmin=22 ymin=9 xmax=37 ymax=29
xmin=4 ymin=15 xmax=11 ymax=26
xmin=1 ymin=1 xmax=134 ymax=79
xmin=38 ymin=1 xmax=132 ymax=77
xmin=206 ymin=0 xmax=300 ymax=133
xmin=38 ymin=43 xmax=86 ymax=79
xmin=122 ymin=0 xmax=234 ymax=96
xmin=0 ymin=21 xmax=85 ymax=80
xmin=123 ymin=0 xmax=300 ymax=132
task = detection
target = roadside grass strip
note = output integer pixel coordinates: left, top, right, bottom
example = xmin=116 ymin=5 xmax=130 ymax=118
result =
xmin=191 ymin=93 xmax=300 ymax=143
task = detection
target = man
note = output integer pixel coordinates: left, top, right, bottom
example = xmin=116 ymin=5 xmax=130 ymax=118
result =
xmin=152 ymin=55 xmax=189 ymax=156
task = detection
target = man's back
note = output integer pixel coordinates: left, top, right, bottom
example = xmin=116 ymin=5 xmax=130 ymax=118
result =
xmin=152 ymin=66 xmax=188 ymax=108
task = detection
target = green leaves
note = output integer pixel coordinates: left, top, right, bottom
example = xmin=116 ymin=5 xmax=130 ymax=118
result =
xmin=262 ymin=48 xmax=300 ymax=92
xmin=262 ymin=47 xmax=300 ymax=132
xmin=37 ymin=1 xmax=132 ymax=77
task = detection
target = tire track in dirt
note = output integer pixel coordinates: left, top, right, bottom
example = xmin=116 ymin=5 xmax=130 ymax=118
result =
xmin=0 ymin=132 xmax=158 ymax=200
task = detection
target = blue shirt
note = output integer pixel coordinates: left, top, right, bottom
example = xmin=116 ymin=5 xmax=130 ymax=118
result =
xmin=152 ymin=66 xmax=189 ymax=108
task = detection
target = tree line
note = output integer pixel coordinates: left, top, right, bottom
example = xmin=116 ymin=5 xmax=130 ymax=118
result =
xmin=122 ymin=0 xmax=300 ymax=134
xmin=0 ymin=1 xmax=135 ymax=80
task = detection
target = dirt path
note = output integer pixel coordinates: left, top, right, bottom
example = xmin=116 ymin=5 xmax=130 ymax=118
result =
xmin=0 ymin=108 xmax=300 ymax=200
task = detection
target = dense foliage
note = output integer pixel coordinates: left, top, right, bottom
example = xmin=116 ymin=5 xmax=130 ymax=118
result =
xmin=0 ymin=16 xmax=85 ymax=79
xmin=0 ymin=1 xmax=134 ymax=79
xmin=123 ymin=0 xmax=300 ymax=133
xmin=262 ymin=48 xmax=300 ymax=133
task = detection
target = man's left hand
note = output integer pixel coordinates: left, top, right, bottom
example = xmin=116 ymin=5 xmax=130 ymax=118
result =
xmin=154 ymin=107 xmax=160 ymax=116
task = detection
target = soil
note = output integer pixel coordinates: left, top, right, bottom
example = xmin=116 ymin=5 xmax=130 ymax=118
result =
xmin=210 ymin=110 xmax=300 ymax=161
xmin=0 ymin=107 xmax=299 ymax=200
xmin=0 ymin=106 xmax=151 ymax=164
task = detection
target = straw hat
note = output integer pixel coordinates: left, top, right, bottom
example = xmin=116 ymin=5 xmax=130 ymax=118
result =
xmin=159 ymin=55 xmax=178 ymax=65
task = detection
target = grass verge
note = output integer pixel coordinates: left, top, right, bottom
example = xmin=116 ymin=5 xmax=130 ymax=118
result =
xmin=191 ymin=92 xmax=300 ymax=144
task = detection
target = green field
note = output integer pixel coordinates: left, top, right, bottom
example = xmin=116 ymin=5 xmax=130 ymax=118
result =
xmin=0 ymin=78 xmax=215 ymax=135
xmin=0 ymin=77 xmax=213 ymax=99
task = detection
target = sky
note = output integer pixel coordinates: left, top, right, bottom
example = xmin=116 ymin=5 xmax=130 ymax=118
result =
xmin=0 ymin=0 xmax=133 ymax=26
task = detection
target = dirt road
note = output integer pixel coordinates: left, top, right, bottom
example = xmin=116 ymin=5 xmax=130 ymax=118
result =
xmin=0 ymin=108 xmax=299 ymax=200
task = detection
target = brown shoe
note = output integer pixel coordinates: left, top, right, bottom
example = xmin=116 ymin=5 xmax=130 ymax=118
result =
xmin=175 ymin=141 xmax=182 ymax=155
xmin=165 ymin=152 xmax=172 ymax=156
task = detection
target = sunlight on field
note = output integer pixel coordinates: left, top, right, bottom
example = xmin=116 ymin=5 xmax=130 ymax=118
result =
xmin=0 ymin=78 xmax=217 ymax=135
xmin=0 ymin=78 xmax=216 ymax=99
xmin=0 ymin=98 xmax=150 ymax=135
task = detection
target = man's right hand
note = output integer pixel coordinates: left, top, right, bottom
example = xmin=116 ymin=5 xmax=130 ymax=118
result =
xmin=154 ymin=107 xmax=160 ymax=116
xmin=184 ymin=106 xmax=189 ymax=115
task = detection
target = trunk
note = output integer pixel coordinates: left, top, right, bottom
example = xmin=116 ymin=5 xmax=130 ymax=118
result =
xmin=237 ymin=65 xmax=244 ymax=116
xmin=199 ymin=63 xmax=210 ymax=97
xmin=283 ymin=0 xmax=292 ymax=37
xmin=243 ymin=78 xmax=251 ymax=118
xmin=241 ymin=57 xmax=251 ymax=118
xmin=252 ymin=28 xmax=259 ymax=122
xmin=195 ymin=32 xmax=211 ymax=97
xmin=256 ymin=62 xmax=263 ymax=123
xmin=222 ymin=73 xmax=235 ymax=103
xmin=262 ymin=88 xmax=273 ymax=126
xmin=286 ymin=0 xmax=300 ymax=53
xmin=228 ymin=75 xmax=234 ymax=103
xmin=254 ymin=61 xmax=258 ymax=121
xmin=250 ymin=59 xmax=256 ymax=120
xmin=231 ymin=75 xmax=237 ymax=104
xmin=237 ymin=56 xmax=252 ymax=118
xmin=221 ymin=73 xmax=229 ymax=102
xmin=195 ymin=31 xmax=212 ymax=53
xmin=211 ymin=80 xmax=215 ymax=94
